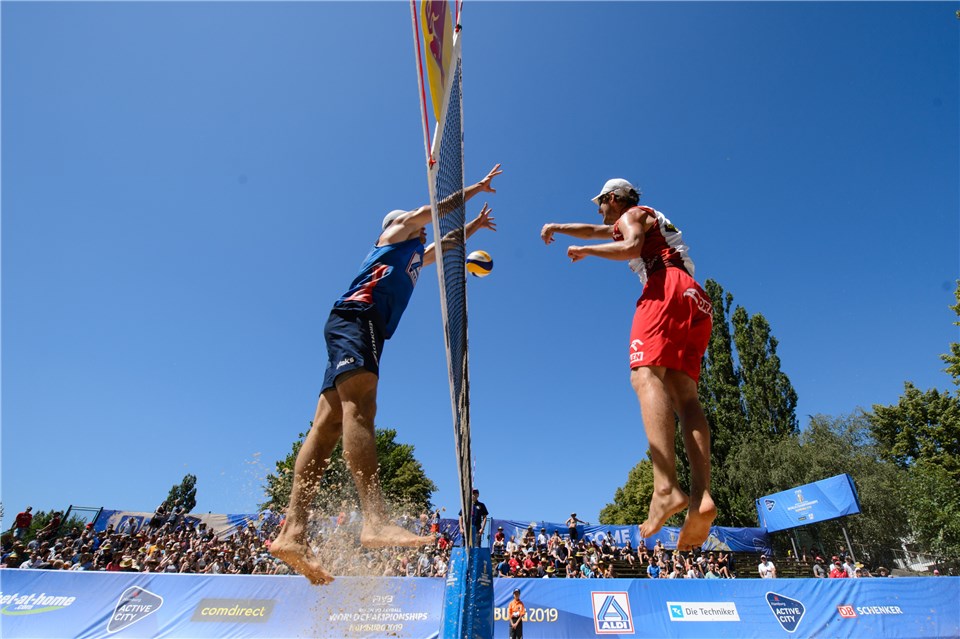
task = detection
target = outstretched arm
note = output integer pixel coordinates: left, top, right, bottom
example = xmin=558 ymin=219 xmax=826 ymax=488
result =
xmin=424 ymin=203 xmax=496 ymax=266
xmin=541 ymin=222 xmax=612 ymax=244
xmin=381 ymin=165 xmax=502 ymax=244
xmin=567 ymin=208 xmax=647 ymax=263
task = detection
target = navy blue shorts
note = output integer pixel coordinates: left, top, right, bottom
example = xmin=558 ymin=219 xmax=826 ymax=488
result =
xmin=320 ymin=309 xmax=384 ymax=393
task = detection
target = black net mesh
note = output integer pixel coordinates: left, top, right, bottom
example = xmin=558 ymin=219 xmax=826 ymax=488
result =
xmin=432 ymin=58 xmax=474 ymax=548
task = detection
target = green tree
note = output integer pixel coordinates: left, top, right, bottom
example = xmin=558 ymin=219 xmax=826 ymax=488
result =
xmin=165 ymin=474 xmax=197 ymax=512
xmin=261 ymin=426 xmax=436 ymax=518
xmin=731 ymin=308 xmax=798 ymax=438
xmin=941 ymin=281 xmax=960 ymax=385
xmin=691 ymin=279 xmax=798 ymax=526
xmin=869 ymin=384 xmax=960 ymax=480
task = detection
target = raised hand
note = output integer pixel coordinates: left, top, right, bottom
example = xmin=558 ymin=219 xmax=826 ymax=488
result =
xmin=477 ymin=163 xmax=503 ymax=193
xmin=475 ymin=203 xmax=496 ymax=232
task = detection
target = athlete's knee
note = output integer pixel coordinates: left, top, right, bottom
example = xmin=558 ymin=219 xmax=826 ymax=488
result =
xmin=630 ymin=366 xmax=666 ymax=394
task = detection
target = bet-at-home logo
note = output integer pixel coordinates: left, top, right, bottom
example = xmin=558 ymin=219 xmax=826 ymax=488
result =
xmin=107 ymin=586 xmax=163 ymax=633
xmin=0 ymin=591 xmax=77 ymax=615
xmin=591 ymin=592 xmax=634 ymax=634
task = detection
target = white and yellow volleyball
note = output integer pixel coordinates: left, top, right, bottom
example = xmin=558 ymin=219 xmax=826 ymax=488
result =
xmin=465 ymin=250 xmax=493 ymax=278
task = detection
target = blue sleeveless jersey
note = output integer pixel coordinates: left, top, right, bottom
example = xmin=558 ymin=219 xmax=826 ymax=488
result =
xmin=333 ymin=238 xmax=425 ymax=339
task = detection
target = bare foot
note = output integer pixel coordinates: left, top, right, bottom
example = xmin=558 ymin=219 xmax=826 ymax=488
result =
xmin=360 ymin=523 xmax=434 ymax=549
xmin=676 ymin=492 xmax=717 ymax=550
xmin=640 ymin=487 xmax=689 ymax=539
xmin=270 ymin=540 xmax=334 ymax=585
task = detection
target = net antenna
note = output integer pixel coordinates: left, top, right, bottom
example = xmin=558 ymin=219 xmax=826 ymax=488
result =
xmin=410 ymin=0 xmax=474 ymax=550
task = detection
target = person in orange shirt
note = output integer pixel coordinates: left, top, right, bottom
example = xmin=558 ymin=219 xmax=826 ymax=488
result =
xmin=507 ymin=588 xmax=526 ymax=639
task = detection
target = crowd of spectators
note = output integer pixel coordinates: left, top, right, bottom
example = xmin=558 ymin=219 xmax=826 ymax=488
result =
xmin=3 ymin=505 xmax=939 ymax=578
xmin=490 ymin=525 xmax=737 ymax=580
xmin=2 ymin=502 xmax=293 ymax=576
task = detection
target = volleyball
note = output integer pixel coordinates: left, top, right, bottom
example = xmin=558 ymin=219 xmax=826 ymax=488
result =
xmin=465 ymin=250 xmax=493 ymax=277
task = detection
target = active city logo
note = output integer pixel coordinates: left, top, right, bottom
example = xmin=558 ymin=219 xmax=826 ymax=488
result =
xmin=191 ymin=599 xmax=275 ymax=623
xmin=765 ymin=592 xmax=805 ymax=633
xmin=837 ymin=603 xmax=904 ymax=619
xmin=666 ymin=601 xmax=740 ymax=622
xmin=591 ymin=592 xmax=634 ymax=634
xmin=107 ymin=586 xmax=163 ymax=634
xmin=0 ymin=591 xmax=77 ymax=616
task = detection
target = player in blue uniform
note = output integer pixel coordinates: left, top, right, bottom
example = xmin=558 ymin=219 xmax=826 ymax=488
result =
xmin=272 ymin=164 xmax=502 ymax=585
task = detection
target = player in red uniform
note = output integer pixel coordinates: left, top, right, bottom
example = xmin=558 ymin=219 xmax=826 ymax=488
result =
xmin=541 ymin=178 xmax=715 ymax=550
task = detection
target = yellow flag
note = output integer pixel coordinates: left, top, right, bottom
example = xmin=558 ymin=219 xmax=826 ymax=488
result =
xmin=421 ymin=0 xmax=453 ymax=122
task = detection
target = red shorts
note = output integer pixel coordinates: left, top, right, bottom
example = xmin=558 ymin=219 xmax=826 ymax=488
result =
xmin=629 ymin=267 xmax=713 ymax=383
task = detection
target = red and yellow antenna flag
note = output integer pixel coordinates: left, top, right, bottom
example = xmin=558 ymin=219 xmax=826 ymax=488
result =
xmin=420 ymin=0 xmax=454 ymax=122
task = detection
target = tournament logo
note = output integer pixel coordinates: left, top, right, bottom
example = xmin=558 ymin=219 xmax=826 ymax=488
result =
xmin=766 ymin=592 xmax=805 ymax=633
xmin=107 ymin=586 xmax=163 ymax=634
xmin=591 ymin=592 xmax=634 ymax=634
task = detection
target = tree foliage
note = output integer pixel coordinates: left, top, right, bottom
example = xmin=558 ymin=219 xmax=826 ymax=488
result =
xmin=865 ymin=287 xmax=960 ymax=558
xmin=165 ymin=474 xmax=197 ymax=512
xmin=942 ymin=281 xmax=960 ymax=385
xmin=260 ymin=426 xmax=436 ymax=518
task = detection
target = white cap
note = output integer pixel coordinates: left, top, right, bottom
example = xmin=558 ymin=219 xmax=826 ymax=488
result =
xmin=381 ymin=209 xmax=407 ymax=230
xmin=591 ymin=178 xmax=638 ymax=204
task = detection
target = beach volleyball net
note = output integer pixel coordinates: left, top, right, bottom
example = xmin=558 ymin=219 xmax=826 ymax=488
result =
xmin=411 ymin=1 xmax=474 ymax=550
xmin=413 ymin=3 xmax=494 ymax=635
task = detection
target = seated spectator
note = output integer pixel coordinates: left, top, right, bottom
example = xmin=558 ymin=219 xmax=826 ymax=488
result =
xmin=812 ymin=556 xmax=826 ymax=578
xmin=646 ymin=556 xmax=660 ymax=579
xmin=579 ymin=561 xmax=593 ymax=579
xmin=565 ymin=559 xmax=578 ymax=579
xmin=758 ymin=554 xmax=777 ymax=579
xmin=492 ymin=527 xmax=506 ymax=556
xmin=704 ymin=562 xmax=720 ymax=579
xmin=829 ymin=557 xmax=848 ymax=578
xmin=715 ymin=551 xmax=732 ymax=578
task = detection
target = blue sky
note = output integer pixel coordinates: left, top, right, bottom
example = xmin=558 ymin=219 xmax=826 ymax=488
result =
xmin=3 ymin=2 xmax=957 ymax=530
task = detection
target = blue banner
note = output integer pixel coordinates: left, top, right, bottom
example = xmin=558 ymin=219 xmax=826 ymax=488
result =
xmin=0 ymin=570 xmax=956 ymax=638
xmin=491 ymin=519 xmax=771 ymax=554
xmin=756 ymin=474 xmax=862 ymax=533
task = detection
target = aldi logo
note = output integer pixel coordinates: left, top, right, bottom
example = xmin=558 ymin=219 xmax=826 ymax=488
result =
xmin=765 ymin=499 xmax=776 ymax=511
xmin=837 ymin=605 xmax=857 ymax=619
xmin=591 ymin=592 xmax=634 ymax=634
xmin=107 ymin=587 xmax=163 ymax=634
xmin=766 ymin=592 xmax=805 ymax=633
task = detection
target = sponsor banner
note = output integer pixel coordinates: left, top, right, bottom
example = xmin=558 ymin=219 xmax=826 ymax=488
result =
xmin=0 ymin=569 xmax=957 ymax=638
xmin=756 ymin=473 xmax=862 ymax=533
xmin=490 ymin=519 xmax=771 ymax=554
xmin=667 ymin=601 xmax=740 ymax=622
